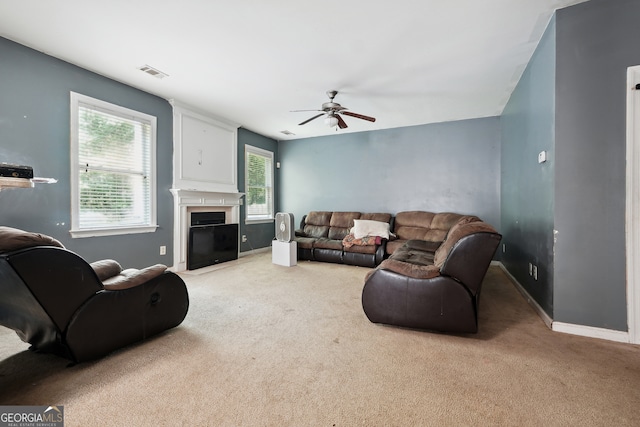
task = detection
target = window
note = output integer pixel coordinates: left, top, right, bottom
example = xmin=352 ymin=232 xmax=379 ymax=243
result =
xmin=245 ymin=145 xmax=274 ymax=223
xmin=70 ymin=92 xmax=157 ymax=237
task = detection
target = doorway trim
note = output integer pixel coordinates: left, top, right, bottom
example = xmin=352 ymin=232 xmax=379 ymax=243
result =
xmin=625 ymin=65 xmax=640 ymax=344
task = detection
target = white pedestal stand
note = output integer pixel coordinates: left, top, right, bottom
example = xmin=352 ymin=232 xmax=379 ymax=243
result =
xmin=272 ymin=240 xmax=297 ymax=267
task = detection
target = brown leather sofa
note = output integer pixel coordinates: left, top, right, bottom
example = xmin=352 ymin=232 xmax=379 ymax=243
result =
xmin=362 ymin=214 xmax=501 ymax=333
xmin=294 ymin=211 xmax=393 ymax=267
xmin=0 ymin=226 xmax=189 ymax=362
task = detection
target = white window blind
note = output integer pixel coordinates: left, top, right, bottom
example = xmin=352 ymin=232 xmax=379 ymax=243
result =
xmin=245 ymin=145 xmax=274 ymax=222
xmin=70 ymin=92 xmax=157 ymax=237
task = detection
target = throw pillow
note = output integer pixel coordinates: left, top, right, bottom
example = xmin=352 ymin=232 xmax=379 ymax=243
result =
xmin=352 ymin=219 xmax=390 ymax=239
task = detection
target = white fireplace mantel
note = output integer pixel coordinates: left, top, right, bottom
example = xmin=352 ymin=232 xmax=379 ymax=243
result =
xmin=170 ymin=188 xmax=244 ymax=272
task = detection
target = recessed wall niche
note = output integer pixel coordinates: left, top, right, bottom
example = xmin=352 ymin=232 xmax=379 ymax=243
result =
xmin=170 ymin=100 xmax=239 ymax=193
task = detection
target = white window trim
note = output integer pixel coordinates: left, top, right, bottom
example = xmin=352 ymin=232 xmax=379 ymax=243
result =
xmin=69 ymin=91 xmax=158 ymax=238
xmin=245 ymin=144 xmax=274 ymax=224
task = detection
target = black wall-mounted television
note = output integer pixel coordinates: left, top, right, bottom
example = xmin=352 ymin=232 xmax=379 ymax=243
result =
xmin=188 ymin=223 xmax=238 ymax=270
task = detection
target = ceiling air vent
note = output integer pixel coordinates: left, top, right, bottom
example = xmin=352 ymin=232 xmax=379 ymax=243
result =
xmin=138 ymin=65 xmax=169 ymax=79
xmin=280 ymin=130 xmax=295 ymax=136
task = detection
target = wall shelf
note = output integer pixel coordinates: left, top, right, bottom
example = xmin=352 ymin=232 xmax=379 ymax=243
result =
xmin=0 ymin=177 xmax=34 ymax=191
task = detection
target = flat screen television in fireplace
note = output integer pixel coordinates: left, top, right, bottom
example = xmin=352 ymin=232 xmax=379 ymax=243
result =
xmin=188 ymin=223 xmax=239 ymax=270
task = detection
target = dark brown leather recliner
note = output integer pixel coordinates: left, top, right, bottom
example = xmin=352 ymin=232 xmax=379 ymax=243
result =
xmin=362 ymin=220 xmax=501 ymax=334
xmin=0 ymin=226 xmax=189 ymax=362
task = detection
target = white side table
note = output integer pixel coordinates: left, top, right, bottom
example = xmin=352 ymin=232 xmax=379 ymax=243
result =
xmin=272 ymin=240 xmax=297 ymax=267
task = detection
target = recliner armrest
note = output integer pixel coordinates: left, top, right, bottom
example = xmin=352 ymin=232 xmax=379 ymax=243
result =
xmin=90 ymin=259 xmax=123 ymax=282
xmin=102 ymin=264 xmax=168 ymax=290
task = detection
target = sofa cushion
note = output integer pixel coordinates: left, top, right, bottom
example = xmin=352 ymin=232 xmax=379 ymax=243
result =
xmin=305 ymin=211 xmax=332 ymax=226
xmin=303 ymin=225 xmax=330 ymax=239
xmin=385 ymin=240 xmax=407 ymax=255
xmin=303 ymin=211 xmax=332 ymax=238
xmin=313 ymin=238 xmax=344 ymax=251
xmin=395 ymin=226 xmax=430 ymax=241
xmin=430 ymin=212 xmax=465 ymax=230
xmin=361 ymin=212 xmax=392 ymax=223
xmin=394 ymin=211 xmax=435 ymax=230
xmin=0 ymin=226 xmax=64 ymax=253
xmin=295 ymin=236 xmax=316 ymax=249
xmin=378 ymin=258 xmax=440 ymax=279
xmin=406 ymin=239 xmax=441 ymax=253
xmin=328 ymin=212 xmax=361 ymax=240
xmin=422 ymin=229 xmax=448 ymax=242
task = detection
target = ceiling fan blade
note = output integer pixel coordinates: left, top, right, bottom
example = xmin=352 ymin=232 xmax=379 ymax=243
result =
xmin=336 ymin=114 xmax=348 ymax=129
xmin=342 ymin=111 xmax=376 ymax=122
xmin=298 ymin=113 xmax=324 ymax=126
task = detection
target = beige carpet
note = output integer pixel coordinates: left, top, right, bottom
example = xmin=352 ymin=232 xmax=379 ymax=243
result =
xmin=1 ymin=251 xmax=639 ymax=426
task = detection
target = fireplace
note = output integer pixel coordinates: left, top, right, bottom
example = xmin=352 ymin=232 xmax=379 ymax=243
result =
xmin=188 ymin=211 xmax=238 ymax=270
xmin=170 ymin=189 xmax=244 ymax=272
xmin=191 ymin=211 xmax=225 ymax=226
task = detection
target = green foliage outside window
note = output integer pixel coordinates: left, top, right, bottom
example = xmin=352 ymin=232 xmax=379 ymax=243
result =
xmin=79 ymin=110 xmax=135 ymax=223
xmin=247 ymin=152 xmax=266 ymax=206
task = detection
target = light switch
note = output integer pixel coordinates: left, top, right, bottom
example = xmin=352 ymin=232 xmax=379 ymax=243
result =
xmin=538 ymin=151 xmax=547 ymax=163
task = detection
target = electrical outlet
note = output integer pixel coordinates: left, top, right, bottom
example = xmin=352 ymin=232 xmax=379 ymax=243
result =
xmin=160 ymin=245 xmax=166 ymax=255
xmin=533 ymin=265 xmax=538 ymax=281
xmin=242 ymin=235 xmax=247 ymax=243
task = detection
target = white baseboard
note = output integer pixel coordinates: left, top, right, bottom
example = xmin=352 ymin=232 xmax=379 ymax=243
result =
xmin=239 ymin=247 xmax=270 ymax=257
xmin=495 ymin=262 xmax=632 ymax=344
xmin=496 ymin=262 xmax=552 ymax=328
xmin=552 ymin=322 xmax=630 ymax=344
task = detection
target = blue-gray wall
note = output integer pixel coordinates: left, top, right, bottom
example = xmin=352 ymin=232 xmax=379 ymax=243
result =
xmin=0 ymin=37 xmax=174 ymax=268
xmin=237 ymin=128 xmax=278 ymax=252
xmin=278 ymin=117 xmax=501 ymax=231
xmin=501 ymin=17 xmax=556 ymax=315
xmin=2 ymin=0 xmax=637 ymax=333
xmin=553 ymin=0 xmax=640 ymax=330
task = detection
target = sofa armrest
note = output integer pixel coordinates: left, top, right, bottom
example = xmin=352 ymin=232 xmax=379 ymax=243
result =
xmin=439 ymin=232 xmax=501 ymax=295
xmin=375 ymin=240 xmax=387 ymax=265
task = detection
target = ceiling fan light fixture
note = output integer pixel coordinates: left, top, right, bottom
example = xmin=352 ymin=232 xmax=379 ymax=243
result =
xmin=325 ymin=115 xmax=339 ymax=127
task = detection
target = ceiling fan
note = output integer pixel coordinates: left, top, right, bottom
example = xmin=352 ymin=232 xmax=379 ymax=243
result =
xmin=293 ymin=90 xmax=376 ymax=129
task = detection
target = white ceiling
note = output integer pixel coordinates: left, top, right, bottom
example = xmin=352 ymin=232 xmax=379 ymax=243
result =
xmin=0 ymin=0 xmax=588 ymax=140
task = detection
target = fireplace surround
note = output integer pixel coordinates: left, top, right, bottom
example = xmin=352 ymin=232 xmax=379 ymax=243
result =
xmin=170 ymin=189 xmax=243 ymax=272
xmin=169 ymin=102 xmax=243 ymax=272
